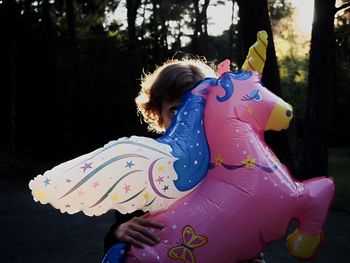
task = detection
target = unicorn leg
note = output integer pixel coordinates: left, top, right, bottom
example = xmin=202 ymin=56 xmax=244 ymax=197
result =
xmin=286 ymin=177 xmax=334 ymax=259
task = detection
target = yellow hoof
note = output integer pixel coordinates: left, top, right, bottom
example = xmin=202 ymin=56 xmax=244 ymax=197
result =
xmin=286 ymin=229 xmax=321 ymax=259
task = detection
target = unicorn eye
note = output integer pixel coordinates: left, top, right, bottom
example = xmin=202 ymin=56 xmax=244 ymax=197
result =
xmin=241 ymin=90 xmax=262 ymax=102
xmin=252 ymin=90 xmax=262 ymax=101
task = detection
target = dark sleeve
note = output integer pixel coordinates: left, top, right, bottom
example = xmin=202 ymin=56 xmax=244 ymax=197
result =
xmin=103 ymin=210 xmax=145 ymax=254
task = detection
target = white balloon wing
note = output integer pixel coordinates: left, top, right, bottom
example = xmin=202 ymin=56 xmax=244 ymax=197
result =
xmin=29 ymin=80 xmax=215 ymax=217
xmin=29 ymin=136 xmax=190 ymax=216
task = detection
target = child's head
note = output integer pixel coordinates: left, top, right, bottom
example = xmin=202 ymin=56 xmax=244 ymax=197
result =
xmin=136 ymin=58 xmax=216 ymax=133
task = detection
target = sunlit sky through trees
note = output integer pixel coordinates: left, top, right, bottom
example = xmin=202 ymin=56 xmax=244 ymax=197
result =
xmin=106 ymin=0 xmax=319 ymax=58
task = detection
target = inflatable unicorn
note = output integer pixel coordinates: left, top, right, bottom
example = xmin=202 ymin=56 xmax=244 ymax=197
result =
xmin=29 ymin=31 xmax=334 ymax=263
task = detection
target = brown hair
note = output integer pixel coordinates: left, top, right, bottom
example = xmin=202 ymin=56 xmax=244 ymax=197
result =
xmin=135 ymin=58 xmax=216 ymax=133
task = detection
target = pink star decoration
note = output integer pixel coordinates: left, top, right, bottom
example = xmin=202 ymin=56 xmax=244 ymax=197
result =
xmin=92 ymin=181 xmax=99 ymax=189
xmin=155 ymin=176 xmax=164 ymax=184
xmin=123 ymin=184 xmax=132 ymax=194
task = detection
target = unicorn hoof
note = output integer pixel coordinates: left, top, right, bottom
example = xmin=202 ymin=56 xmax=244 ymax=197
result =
xmin=286 ymin=228 xmax=321 ymax=259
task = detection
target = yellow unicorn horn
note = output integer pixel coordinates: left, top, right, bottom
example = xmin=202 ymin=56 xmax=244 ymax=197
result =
xmin=241 ymin=30 xmax=268 ymax=75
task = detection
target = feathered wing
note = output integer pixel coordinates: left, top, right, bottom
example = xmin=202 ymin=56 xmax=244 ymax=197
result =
xmin=29 ymin=136 xmax=192 ymax=216
xmin=29 ymin=80 xmax=215 ymax=217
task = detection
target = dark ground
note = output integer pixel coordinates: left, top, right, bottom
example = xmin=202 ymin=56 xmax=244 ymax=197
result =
xmin=1 ymin=176 xmax=349 ymax=263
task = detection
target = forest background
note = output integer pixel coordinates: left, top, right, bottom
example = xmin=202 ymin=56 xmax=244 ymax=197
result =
xmin=0 ymin=0 xmax=350 ymax=210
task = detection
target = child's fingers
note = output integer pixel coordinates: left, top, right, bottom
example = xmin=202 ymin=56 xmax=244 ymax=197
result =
xmin=129 ymin=229 xmax=157 ymax=247
xmin=124 ymin=236 xmax=144 ymax=249
xmin=137 ymin=214 xmax=164 ymax=229
xmin=139 ymin=218 xmax=164 ymax=229
xmin=131 ymin=224 xmax=160 ymax=244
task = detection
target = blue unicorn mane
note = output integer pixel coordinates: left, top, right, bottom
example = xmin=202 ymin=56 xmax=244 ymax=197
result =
xmin=157 ymin=78 xmax=215 ymax=191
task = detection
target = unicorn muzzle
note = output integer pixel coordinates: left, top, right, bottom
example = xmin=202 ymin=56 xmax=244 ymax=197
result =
xmin=265 ymin=99 xmax=293 ymax=131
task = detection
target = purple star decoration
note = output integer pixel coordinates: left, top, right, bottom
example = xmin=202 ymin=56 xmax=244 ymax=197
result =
xmin=80 ymin=162 xmax=93 ymax=173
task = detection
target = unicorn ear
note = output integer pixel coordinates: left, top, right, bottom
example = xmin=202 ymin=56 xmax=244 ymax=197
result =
xmin=241 ymin=30 xmax=268 ymax=76
xmin=216 ymin=59 xmax=231 ymax=77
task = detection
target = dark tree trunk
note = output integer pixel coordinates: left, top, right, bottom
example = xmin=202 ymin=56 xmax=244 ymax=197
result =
xmin=299 ymin=0 xmax=336 ymax=179
xmin=201 ymin=0 xmax=210 ymax=53
xmin=36 ymin=0 xmax=56 ymax=154
xmin=229 ymin=0 xmax=237 ymax=60
xmin=202 ymin=0 xmax=209 ymax=37
xmin=159 ymin=1 xmax=168 ymax=49
xmin=0 ymin=0 xmax=19 ymax=155
xmin=66 ymin=0 xmax=76 ymax=46
xmin=192 ymin=0 xmax=201 ymax=52
xmin=126 ymin=0 xmax=141 ymax=45
xmin=150 ymin=0 xmax=161 ymax=58
xmin=237 ymin=0 xmax=280 ymax=94
xmin=237 ymin=0 xmax=294 ymax=172
xmin=192 ymin=0 xmax=210 ymax=54
xmin=42 ymin=0 xmax=53 ymax=34
xmin=139 ymin=3 xmax=147 ymax=41
xmin=148 ymin=0 xmax=169 ymax=61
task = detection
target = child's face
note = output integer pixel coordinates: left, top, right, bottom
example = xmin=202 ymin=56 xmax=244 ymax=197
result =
xmin=161 ymin=99 xmax=180 ymax=130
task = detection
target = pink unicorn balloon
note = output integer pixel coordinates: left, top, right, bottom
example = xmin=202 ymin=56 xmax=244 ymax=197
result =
xmin=29 ymin=31 xmax=334 ymax=263
xmin=118 ymin=69 xmax=334 ymax=263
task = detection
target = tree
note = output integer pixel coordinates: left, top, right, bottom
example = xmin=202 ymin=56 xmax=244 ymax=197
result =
xmin=228 ymin=0 xmax=239 ymax=60
xmin=126 ymin=0 xmax=141 ymax=45
xmin=66 ymin=0 xmax=76 ymax=45
xmin=331 ymin=3 xmax=350 ymax=148
xmin=237 ymin=0 xmax=294 ymax=171
xmin=299 ymin=0 xmax=350 ymax=178
xmin=0 ymin=0 xmax=20 ymax=155
xmin=192 ymin=0 xmax=210 ymax=54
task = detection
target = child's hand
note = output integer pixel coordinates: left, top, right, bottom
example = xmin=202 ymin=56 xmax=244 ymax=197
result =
xmin=114 ymin=213 xmax=164 ymax=248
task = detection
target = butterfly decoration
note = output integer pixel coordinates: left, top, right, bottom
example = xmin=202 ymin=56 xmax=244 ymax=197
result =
xmin=168 ymin=225 xmax=208 ymax=263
